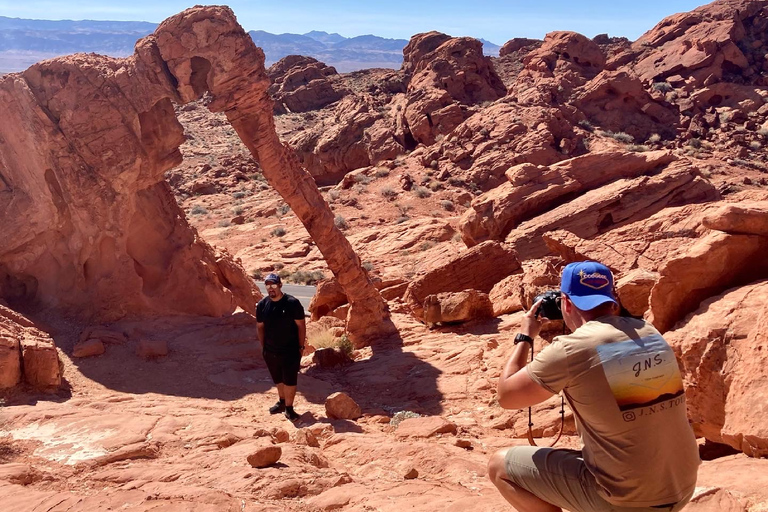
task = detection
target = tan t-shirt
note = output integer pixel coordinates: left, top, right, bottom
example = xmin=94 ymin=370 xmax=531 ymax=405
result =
xmin=527 ymin=315 xmax=700 ymax=507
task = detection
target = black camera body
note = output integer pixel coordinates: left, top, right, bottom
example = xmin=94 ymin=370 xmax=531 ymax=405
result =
xmin=534 ymin=290 xmax=562 ymax=320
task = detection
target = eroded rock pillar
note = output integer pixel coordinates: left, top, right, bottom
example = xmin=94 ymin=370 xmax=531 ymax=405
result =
xmin=152 ymin=7 xmax=395 ymax=346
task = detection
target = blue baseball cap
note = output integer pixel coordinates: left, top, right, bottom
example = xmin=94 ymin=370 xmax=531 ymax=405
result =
xmin=560 ymin=261 xmax=617 ymax=311
xmin=264 ymin=273 xmax=282 ymax=285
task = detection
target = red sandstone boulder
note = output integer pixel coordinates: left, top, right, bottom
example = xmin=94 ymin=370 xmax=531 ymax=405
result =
xmin=459 ymin=150 xmax=678 ymax=246
xmin=615 ymin=269 xmax=659 ymax=317
xmin=489 ymin=274 xmax=524 ymax=317
xmin=136 ymin=339 xmax=169 ymax=359
xmin=403 ymin=241 xmax=520 ymax=319
xmin=505 ymin=161 xmax=719 ymax=260
xmin=647 ymin=231 xmax=768 ymax=333
xmin=627 ymin=1 xmax=765 ymax=86
xmin=325 ymin=392 xmax=362 ymax=420
xmin=309 ymin=278 xmax=348 ymax=320
xmin=267 ymin=55 xmax=346 ymax=115
xmin=702 ymin=201 xmax=768 ymax=236
xmin=666 ymin=279 xmax=768 ymax=457
xmin=73 ymin=339 xmax=106 ymax=358
xmin=247 ymin=444 xmax=282 ymax=468
xmin=423 ymin=290 xmax=493 ymax=327
xmin=499 ymin=38 xmax=541 ymax=57
xmin=401 ymin=32 xmax=506 ymax=146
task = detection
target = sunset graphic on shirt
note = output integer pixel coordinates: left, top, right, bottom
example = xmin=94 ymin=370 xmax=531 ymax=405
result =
xmin=597 ymin=336 xmax=685 ymax=411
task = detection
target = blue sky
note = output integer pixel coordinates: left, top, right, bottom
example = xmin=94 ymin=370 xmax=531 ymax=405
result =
xmin=0 ymin=1 xmax=710 ymax=43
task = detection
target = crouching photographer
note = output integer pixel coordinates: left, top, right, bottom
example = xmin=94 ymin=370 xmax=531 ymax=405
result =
xmin=488 ymin=261 xmax=699 ymax=512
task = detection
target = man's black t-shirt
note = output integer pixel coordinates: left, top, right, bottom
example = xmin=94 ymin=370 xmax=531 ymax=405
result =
xmin=256 ymin=294 xmax=305 ymax=355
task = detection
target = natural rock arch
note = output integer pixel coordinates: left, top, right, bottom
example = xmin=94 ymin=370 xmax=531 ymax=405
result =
xmin=0 ymin=6 xmax=394 ymax=346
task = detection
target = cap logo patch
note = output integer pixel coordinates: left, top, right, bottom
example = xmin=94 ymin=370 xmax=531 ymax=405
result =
xmin=579 ymin=270 xmax=610 ymax=290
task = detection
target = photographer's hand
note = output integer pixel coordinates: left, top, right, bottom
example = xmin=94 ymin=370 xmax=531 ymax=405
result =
xmin=521 ymin=299 xmax=544 ymax=339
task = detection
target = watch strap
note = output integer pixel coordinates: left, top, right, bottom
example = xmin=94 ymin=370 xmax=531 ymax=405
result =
xmin=514 ymin=333 xmax=534 ymax=345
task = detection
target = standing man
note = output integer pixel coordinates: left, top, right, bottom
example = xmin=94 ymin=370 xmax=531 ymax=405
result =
xmin=489 ymin=261 xmax=699 ymax=512
xmin=256 ymin=273 xmax=306 ymax=422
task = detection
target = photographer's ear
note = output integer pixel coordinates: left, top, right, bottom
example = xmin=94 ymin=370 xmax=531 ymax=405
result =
xmin=560 ymin=293 xmax=573 ymax=314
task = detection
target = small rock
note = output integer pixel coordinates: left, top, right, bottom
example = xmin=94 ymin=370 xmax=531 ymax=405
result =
xmin=293 ymin=428 xmax=320 ymax=447
xmin=313 ymin=347 xmax=352 ymax=368
xmin=72 ymin=339 xmax=105 ymax=358
xmin=213 ymin=433 xmax=242 ymax=448
xmin=396 ymin=416 xmax=457 ymax=438
xmin=272 ymin=428 xmax=290 ymax=443
xmin=325 ymin=392 xmax=362 ymax=420
xmin=136 ymin=339 xmax=168 ymax=359
xmin=455 ymin=438 xmax=473 ymax=449
xmin=247 ymin=445 xmax=282 ymax=468
xmin=403 ymin=467 xmax=419 ymax=480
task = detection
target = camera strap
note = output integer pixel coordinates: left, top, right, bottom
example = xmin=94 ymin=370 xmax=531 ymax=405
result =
xmin=526 ymin=335 xmax=565 ymax=447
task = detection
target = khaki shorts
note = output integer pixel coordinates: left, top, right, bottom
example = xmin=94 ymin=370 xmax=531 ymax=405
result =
xmin=504 ymin=446 xmax=693 ymax=512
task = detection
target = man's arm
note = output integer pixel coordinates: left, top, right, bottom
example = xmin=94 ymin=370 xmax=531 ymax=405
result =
xmin=295 ymin=318 xmax=306 ymax=355
xmin=256 ymin=322 xmax=265 ymax=350
xmin=496 ymin=301 xmax=554 ymax=409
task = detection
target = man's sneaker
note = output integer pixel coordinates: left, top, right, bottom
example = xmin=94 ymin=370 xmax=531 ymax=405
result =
xmin=269 ymin=401 xmax=285 ymax=414
xmin=284 ymin=408 xmax=300 ymax=422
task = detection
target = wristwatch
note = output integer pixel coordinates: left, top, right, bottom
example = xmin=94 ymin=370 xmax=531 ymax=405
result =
xmin=514 ymin=333 xmax=533 ymax=346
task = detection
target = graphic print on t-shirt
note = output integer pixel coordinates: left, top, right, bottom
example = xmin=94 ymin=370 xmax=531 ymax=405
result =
xmin=596 ymin=335 xmax=684 ymax=417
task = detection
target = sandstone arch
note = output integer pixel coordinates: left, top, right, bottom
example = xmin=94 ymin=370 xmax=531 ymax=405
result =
xmin=0 ymin=6 xmax=393 ymax=346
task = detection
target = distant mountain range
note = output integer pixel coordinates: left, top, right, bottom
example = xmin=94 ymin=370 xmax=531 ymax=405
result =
xmin=0 ymin=16 xmax=500 ymax=74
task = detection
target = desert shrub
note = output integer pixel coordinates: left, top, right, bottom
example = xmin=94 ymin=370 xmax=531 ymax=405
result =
xmin=687 ymin=138 xmax=702 ymax=149
xmin=627 ymin=144 xmax=650 ymax=152
xmin=440 ymin=199 xmax=455 ymax=211
xmin=647 ymin=133 xmax=662 ymax=143
xmin=651 ymin=81 xmax=673 ymax=93
xmin=232 ymin=190 xmax=247 ymax=199
xmin=447 ymin=177 xmax=464 ymax=187
xmin=429 ymin=159 xmax=439 ymax=170
xmin=232 ymin=205 xmax=244 ymax=215
xmin=271 ymin=227 xmax=286 ymax=237
xmin=274 ymin=262 xmax=285 ymax=270
xmin=334 ymin=214 xmax=348 ymax=230
xmin=577 ymin=119 xmax=594 ymax=131
xmin=310 ymin=331 xmax=353 ymax=357
xmin=750 ymin=141 xmax=762 ymax=150
xmin=428 ymin=181 xmax=443 ymax=192
xmin=374 ymin=168 xmax=390 ymax=178
xmin=288 ymin=270 xmax=325 ymax=285
xmin=758 ymin=128 xmax=768 ymax=137
xmin=478 ymin=127 xmax=490 ymax=138
xmin=353 ymin=174 xmax=371 ymax=184
xmin=250 ymin=269 xmax=263 ymax=281
xmin=327 ymin=189 xmax=340 ymax=201
xmin=217 ymin=220 xmax=231 ymax=228
xmin=412 ymin=186 xmax=431 ymax=198
xmin=610 ymin=132 xmax=634 ymax=143
xmin=352 ymin=183 xmax=367 ymax=195
xmin=190 ymin=205 xmax=208 ymax=215
xmin=395 ymin=216 xmax=410 ymax=224
xmin=277 ymin=203 xmax=290 ymax=216
xmin=362 ymin=261 xmax=374 ymax=271
xmin=380 ymin=186 xmax=398 ymax=199
xmin=390 ymin=410 xmax=421 ymax=427
xmin=417 ymin=241 xmax=436 ymax=251
xmin=719 ymin=111 xmax=732 ymax=124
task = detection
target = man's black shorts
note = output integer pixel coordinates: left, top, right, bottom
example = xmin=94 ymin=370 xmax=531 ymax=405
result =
xmin=263 ymin=350 xmax=301 ymax=386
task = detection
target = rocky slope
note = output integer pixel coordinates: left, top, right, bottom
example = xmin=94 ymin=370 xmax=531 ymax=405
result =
xmin=2 ymin=1 xmax=768 ymax=511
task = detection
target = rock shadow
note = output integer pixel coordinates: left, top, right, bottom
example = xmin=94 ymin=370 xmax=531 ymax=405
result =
xmin=303 ymin=329 xmax=444 ymax=418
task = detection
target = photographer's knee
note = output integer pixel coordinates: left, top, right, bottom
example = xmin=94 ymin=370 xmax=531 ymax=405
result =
xmin=488 ymin=448 xmax=509 ymax=483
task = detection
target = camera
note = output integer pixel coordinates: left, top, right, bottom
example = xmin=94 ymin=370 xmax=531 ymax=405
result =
xmin=534 ymin=290 xmax=562 ymax=320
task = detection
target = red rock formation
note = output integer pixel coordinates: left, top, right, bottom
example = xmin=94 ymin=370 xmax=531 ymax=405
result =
xmin=267 ymin=55 xmax=346 ymax=115
xmin=422 ymin=290 xmax=493 ymax=327
xmin=0 ymin=6 xmax=392 ymax=346
xmin=0 ymin=47 xmax=260 ymax=320
xmin=150 ymin=7 xmax=394 ymax=346
xmin=627 ymin=0 xmax=768 ymax=86
xmin=459 ymin=150 xmax=678 ymax=246
xmin=505 ymin=161 xmax=719 ymax=260
xmin=400 ymin=32 xmax=506 ymax=146
xmin=404 ymin=241 xmax=520 ymax=319
xmin=666 ymin=279 xmax=768 ymax=457
xmin=0 ymin=305 xmax=60 ymax=390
